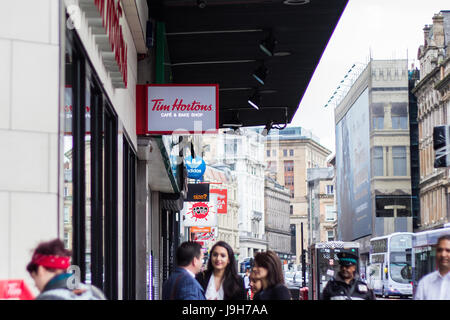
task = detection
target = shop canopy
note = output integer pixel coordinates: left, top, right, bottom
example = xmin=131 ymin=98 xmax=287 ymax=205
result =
xmin=148 ymin=0 xmax=348 ymax=129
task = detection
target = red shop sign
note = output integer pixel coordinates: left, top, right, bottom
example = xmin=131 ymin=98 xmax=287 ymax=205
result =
xmin=0 ymin=280 xmax=35 ymax=300
xmin=211 ymin=189 xmax=227 ymax=214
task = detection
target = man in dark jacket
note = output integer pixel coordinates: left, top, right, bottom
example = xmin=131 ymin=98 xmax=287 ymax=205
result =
xmin=162 ymin=241 xmax=206 ymax=300
xmin=321 ymin=252 xmax=375 ymax=300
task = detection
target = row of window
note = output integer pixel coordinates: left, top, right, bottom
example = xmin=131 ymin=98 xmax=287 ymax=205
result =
xmin=372 ymin=146 xmax=408 ymax=176
xmin=267 ymin=149 xmax=294 ymax=157
xmin=64 ymin=27 xmax=136 ymax=300
xmin=372 ymin=116 xmax=408 ymax=130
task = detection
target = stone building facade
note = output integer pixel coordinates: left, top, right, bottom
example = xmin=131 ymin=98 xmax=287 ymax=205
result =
xmin=413 ymin=11 xmax=450 ymax=231
xmin=264 ymin=176 xmax=292 ymax=264
xmin=307 ymin=167 xmax=336 ymax=245
xmin=265 ymin=127 xmax=331 ymax=265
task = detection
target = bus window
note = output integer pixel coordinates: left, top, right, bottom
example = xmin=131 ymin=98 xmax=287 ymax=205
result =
xmin=390 ymin=252 xmax=412 ymax=284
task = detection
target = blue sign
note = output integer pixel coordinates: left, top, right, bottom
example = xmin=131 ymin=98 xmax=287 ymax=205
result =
xmin=185 ymin=156 xmax=206 ymax=180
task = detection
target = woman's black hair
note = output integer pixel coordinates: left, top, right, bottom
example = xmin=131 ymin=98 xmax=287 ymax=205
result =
xmin=206 ymin=241 xmax=242 ymax=300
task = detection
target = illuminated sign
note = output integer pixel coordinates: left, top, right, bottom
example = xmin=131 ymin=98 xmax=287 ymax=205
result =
xmin=136 ymin=84 xmax=219 ymax=135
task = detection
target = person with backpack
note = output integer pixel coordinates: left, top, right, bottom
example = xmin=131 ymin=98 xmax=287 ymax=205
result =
xmin=26 ymin=238 xmax=106 ymax=300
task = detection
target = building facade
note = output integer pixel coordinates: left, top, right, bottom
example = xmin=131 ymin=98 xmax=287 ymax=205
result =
xmin=203 ymin=129 xmax=267 ymax=263
xmin=264 ymin=176 xmax=292 ymax=264
xmin=307 ymin=167 xmax=336 ymax=245
xmin=413 ymin=11 xmax=450 ymax=231
xmin=265 ymin=127 xmax=331 ymax=265
xmin=335 ymin=59 xmax=413 ymax=272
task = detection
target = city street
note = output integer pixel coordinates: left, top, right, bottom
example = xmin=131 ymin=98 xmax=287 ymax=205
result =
xmin=1 ymin=0 xmax=450 ymax=302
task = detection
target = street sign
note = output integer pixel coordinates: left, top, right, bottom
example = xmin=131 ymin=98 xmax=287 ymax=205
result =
xmin=186 ymin=183 xmax=209 ymax=201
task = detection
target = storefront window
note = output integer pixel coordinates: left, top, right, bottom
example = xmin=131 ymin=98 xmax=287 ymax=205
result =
xmin=64 ymin=37 xmax=74 ymax=253
xmin=65 ymin=27 xmax=121 ymax=299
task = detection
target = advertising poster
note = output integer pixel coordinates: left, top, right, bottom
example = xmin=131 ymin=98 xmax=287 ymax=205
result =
xmin=336 ymin=87 xmax=372 ymax=240
xmin=211 ymin=189 xmax=227 ymax=214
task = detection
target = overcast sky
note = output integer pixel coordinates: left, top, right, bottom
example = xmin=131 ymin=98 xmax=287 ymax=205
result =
xmin=291 ymin=0 xmax=449 ymax=154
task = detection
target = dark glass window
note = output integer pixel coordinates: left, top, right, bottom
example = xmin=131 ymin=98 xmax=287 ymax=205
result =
xmin=123 ymin=137 xmax=136 ymax=300
xmin=65 ymin=28 xmax=119 ymax=299
xmin=375 ymin=195 xmax=412 ymax=217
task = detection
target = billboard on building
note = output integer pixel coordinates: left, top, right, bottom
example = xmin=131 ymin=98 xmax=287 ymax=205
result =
xmin=336 ymin=87 xmax=372 ymax=240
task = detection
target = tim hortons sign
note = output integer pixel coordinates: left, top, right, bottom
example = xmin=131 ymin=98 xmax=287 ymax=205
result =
xmin=78 ymin=0 xmax=128 ymax=88
xmin=136 ymin=84 xmax=219 ymax=135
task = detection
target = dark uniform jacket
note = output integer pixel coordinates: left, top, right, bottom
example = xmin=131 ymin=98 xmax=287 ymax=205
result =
xmin=321 ymin=273 xmax=376 ymax=300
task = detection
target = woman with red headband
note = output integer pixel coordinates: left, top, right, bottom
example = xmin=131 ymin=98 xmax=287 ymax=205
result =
xmin=26 ymin=238 xmax=106 ymax=300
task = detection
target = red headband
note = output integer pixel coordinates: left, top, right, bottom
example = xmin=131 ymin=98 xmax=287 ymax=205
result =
xmin=32 ymin=254 xmax=71 ymax=270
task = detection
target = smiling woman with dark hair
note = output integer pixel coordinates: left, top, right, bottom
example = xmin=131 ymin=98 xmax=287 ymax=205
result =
xmin=252 ymin=250 xmax=291 ymax=300
xmin=196 ymin=241 xmax=246 ymax=300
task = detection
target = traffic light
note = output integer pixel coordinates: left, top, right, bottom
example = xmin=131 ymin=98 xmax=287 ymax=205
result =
xmin=433 ymin=125 xmax=450 ymax=168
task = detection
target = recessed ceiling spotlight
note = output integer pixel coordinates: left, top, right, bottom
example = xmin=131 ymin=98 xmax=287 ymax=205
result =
xmin=252 ymin=63 xmax=268 ymax=86
xmin=259 ymin=33 xmax=277 ymax=57
xmin=259 ymin=89 xmax=277 ymax=94
xmin=273 ymin=51 xmax=291 ymax=57
xmin=197 ymin=0 xmax=207 ymax=9
xmin=248 ymin=91 xmax=261 ymax=110
xmin=283 ymin=0 xmax=310 ymax=5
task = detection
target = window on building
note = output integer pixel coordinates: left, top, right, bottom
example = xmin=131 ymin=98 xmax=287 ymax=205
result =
xmin=325 ymin=205 xmax=335 ymax=221
xmin=373 ymin=117 xmax=384 ymax=130
xmin=65 ymin=28 xmax=121 ymax=299
xmin=283 ymin=149 xmax=287 ymax=157
xmin=266 ymin=150 xmax=270 ymax=157
xmin=289 ymin=149 xmax=294 ymax=156
xmin=284 ymin=160 xmax=294 ymax=172
xmin=64 ymin=207 xmax=70 ymax=223
xmin=267 ymin=161 xmax=277 ymax=173
xmin=375 ymin=195 xmax=412 ymax=217
xmin=391 ymin=103 xmax=408 ymax=130
xmin=326 ymin=185 xmax=334 ymax=195
xmin=373 ymin=146 xmax=384 ymax=176
xmin=327 ymin=230 xmax=334 ymax=241
xmin=290 ymin=205 xmax=293 ymax=215
xmin=393 ymin=146 xmax=407 ymax=176
xmin=285 ymin=176 xmax=294 ymax=186
xmin=392 ymin=116 xmax=408 ymax=129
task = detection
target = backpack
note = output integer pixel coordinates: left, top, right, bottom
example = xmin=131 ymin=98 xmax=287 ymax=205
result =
xmin=37 ymin=284 xmax=106 ymax=300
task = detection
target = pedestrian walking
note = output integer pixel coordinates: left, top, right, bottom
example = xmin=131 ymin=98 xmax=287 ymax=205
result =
xmin=252 ymin=250 xmax=291 ymax=300
xmin=414 ymin=235 xmax=450 ymax=300
xmin=26 ymin=238 xmax=106 ymax=300
xmin=196 ymin=241 xmax=246 ymax=300
xmin=321 ymin=251 xmax=375 ymax=300
xmin=249 ymin=270 xmax=263 ymax=300
xmin=162 ymin=241 xmax=206 ymax=300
